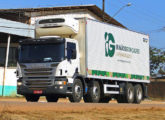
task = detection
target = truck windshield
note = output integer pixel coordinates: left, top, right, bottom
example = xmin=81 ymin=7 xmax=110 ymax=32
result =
xmin=19 ymin=43 xmax=65 ymax=63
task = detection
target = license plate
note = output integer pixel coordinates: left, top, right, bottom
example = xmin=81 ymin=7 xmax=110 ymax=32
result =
xmin=33 ymin=90 xmax=43 ymax=94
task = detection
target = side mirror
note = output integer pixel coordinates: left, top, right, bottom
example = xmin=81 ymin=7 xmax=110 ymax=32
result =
xmin=71 ymin=49 xmax=76 ymax=59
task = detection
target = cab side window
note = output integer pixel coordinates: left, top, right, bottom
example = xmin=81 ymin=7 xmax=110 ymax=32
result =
xmin=67 ymin=42 xmax=76 ymax=59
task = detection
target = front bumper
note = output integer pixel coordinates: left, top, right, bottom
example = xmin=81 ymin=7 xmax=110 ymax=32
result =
xmin=17 ymin=77 xmax=73 ymax=96
xmin=17 ymin=84 xmax=72 ymax=96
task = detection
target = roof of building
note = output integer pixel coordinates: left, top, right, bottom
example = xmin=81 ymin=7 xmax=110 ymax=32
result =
xmin=0 ymin=18 xmax=35 ymax=38
xmin=0 ymin=5 xmax=126 ymax=28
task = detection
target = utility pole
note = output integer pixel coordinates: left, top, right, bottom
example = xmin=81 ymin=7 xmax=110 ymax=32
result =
xmin=106 ymin=3 xmax=131 ymax=23
xmin=102 ymin=0 xmax=105 ymax=21
xmin=112 ymin=3 xmax=131 ymax=18
xmin=2 ymin=35 xmax=11 ymax=96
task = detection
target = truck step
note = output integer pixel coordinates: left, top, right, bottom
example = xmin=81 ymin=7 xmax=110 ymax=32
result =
xmin=104 ymin=91 xmax=119 ymax=94
xmin=104 ymin=84 xmax=119 ymax=88
xmin=104 ymin=84 xmax=119 ymax=94
xmin=66 ymin=92 xmax=72 ymax=94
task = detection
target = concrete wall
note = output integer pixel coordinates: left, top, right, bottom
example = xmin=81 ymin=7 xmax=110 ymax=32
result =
xmin=0 ymin=18 xmax=35 ymax=96
xmin=0 ymin=68 xmax=17 ymax=96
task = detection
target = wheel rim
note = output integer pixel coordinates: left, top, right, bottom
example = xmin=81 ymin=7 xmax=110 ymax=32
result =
xmin=128 ymin=88 xmax=133 ymax=100
xmin=93 ymin=86 xmax=99 ymax=99
xmin=137 ymin=88 xmax=142 ymax=100
xmin=75 ymin=85 xmax=81 ymax=98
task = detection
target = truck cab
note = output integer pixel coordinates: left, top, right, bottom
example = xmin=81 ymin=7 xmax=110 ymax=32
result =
xmin=17 ymin=37 xmax=80 ymax=102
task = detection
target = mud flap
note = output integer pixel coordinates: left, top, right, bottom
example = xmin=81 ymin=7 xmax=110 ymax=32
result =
xmin=142 ymin=84 xmax=148 ymax=99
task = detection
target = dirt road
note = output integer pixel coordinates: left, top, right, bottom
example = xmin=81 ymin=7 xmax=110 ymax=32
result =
xmin=0 ymin=98 xmax=165 ymax=120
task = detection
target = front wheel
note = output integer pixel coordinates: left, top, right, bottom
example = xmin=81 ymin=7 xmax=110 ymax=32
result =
xmin=69 ymin=79 xmax=83 ymax=103
xmin=25 ymin=95 xmax=40 ymax=102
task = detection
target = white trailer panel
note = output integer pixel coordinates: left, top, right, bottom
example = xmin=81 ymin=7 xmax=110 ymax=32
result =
xmin=85 ymin=19 xmax=150 ymax=83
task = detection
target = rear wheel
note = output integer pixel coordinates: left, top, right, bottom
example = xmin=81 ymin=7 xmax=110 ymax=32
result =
xmin=117 ymin=83 xmax=134 ymax=103
xmin=134 ymin=84 xmax=143 ymax=104
xmin=84 ymin=81 xmax=101 ymax=103
xmin=125 ymin=83 xmax=134 ymax=103
xmin=25 ymin=95 xmax=40 ymax=102
xmin=69 ymin=79 xmax=83 ymax=103
xmin=46 ymin=95 xmax=59 ymax=102
xmin=83 ymin=95 xmax=90 ymax=103
xmin=117 ymin=95 xmax=126 ymax=103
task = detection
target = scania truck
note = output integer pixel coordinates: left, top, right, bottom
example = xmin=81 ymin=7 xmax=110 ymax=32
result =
xmin=16 ymin=17 xmax=150 ymax=104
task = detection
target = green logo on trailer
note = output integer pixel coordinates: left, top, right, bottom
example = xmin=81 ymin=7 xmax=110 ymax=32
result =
xmin=105 ymin=32 xmax=115 ymax=57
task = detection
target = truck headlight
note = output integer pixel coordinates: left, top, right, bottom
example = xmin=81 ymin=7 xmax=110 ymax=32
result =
xmin=54 ymin=81 xmax=67 ymax=85
xmin=17 ymin=82 xmax=22 ymax=86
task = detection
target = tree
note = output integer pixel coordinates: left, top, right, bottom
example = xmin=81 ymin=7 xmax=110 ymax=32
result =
xmin=150 ymin=47 xmax=165 ymax=76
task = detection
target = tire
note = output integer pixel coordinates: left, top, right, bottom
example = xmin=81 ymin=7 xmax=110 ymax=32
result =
xmin=134 ymin=84 xmax=143 ymax=104
xmin=25 ymin=95 xmax=40 ymax=102
xmin=117 ymin=95 xmax=126 ymax=103
xmin=46 ymin=95 xmax=59 ymax=102
xmin=83 ymin=94 xmax=90 ymax=103
xmin=84 ymin=81 xmax=101 ymax=103
xmin=69 ymin=79 xmax=83 ymax=103
xmin=125 ymin=83 xmax=134 ymax=103
xmin=99 ymin=97 xmax=111 ymax=103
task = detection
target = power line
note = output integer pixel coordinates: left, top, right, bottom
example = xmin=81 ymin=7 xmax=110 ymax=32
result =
xmin=117 ymin=0 xmax=165 ymax=23
xmin=104 ymin=2 xmax=165 ymax=35
xmin=109 ymin=2 xmax=165 ymax=28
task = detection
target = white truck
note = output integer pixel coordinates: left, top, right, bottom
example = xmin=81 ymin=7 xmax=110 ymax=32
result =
xmin=16 ymin=17 xmax=150 ymax=104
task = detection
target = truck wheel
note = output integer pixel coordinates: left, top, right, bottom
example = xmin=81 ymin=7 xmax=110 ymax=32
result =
xmin=83 ymin=94 xmax=90 ymax=103
xmin=125 ymin=83 xmax=134 ymax=103
xmin=25 ymin=95 xmax=40 ymax=102
xmin=84 ymin=81 xmax=101 ymax=103
xmin=46 ymin=95 xmax=59 ymax=102
xmin=117 ymin=95 xmax=126 ymax=103
xmin=134 ymin=84 xmax=143 ymax=104
xmin=99 ymin=97 xmax=111 ymax=103
xmin=69 ymin=79 xmax=83 ymax=103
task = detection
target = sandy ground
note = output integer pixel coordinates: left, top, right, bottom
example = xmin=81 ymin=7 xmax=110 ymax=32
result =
xmin=0 ymin=97 xmax=165 ymax=120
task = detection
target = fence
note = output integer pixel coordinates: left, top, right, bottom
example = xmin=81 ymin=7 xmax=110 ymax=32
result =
xmin=148 ymin=79 xmax=165 ymax=99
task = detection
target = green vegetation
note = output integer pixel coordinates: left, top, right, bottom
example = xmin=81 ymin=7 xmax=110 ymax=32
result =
xmin=150 ymin=47 xmax=165 ymax=76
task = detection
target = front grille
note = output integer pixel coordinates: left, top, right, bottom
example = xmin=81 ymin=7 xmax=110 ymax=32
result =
xmin=23 ymin=67 xmax=54 ymax=89
xmin=23 ymin=68 xmax=53 ymax=77
xmin=28 ymin=77 xmax=49 ymax=79
xmin=24 ymin=68 xmax=52 ymax=72
xmin=25 ymin=72 xmax=52 ymax=76
xmin=25 ymin=79 xmax=53 ymax=89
